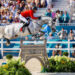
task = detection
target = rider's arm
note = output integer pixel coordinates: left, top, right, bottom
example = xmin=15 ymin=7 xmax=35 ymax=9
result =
xmin=30 ymin=10 xmax=38 ymax=19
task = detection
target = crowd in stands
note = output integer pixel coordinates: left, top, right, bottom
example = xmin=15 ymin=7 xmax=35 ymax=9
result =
xmin=0 ymin=0 xmax=71 ymax=24
xmin=0 ymin=0 xmax=47 ymax=23
xmin=45 ymin=9 xmax=70 ymax=23
xmin=47 ymin=28 xmax=75 ymax=40
xmin=0 ymin=0 xmax=50 ymax=24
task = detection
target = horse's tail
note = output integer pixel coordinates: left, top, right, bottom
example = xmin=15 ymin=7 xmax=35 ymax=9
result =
xmin=0 ymin=26 xmax=5 ymax=39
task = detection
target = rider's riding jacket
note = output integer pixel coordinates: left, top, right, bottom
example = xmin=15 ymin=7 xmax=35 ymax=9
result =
xmin=21 ymin=10 xmax=38 ymax=19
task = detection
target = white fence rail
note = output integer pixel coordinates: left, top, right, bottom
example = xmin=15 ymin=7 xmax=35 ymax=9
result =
xmin=0 ymin=39 xmax=75 ymax=58
xmin=55 ymin=23 xmax=75 ymax=26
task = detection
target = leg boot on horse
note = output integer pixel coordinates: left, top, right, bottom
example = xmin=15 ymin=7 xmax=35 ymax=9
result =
xmin=5 ymin=38 xmax=10 ymax=46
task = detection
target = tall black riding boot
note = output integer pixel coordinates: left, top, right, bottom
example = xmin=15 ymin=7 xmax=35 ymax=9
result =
xmin=22 ymin=23 xmax=29 ymax=33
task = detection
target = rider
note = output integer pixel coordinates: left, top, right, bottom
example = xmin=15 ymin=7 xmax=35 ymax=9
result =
xmin=19 ymin=7 xmax=41 ymax=33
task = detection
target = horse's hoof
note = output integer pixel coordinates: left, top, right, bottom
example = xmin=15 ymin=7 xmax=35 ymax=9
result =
xmin=15 ymin=35 xmax=18 ymax=38
xmin=6 ymin=43 xmax=10 ymax=46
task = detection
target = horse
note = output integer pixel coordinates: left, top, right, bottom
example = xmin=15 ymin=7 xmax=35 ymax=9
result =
xmin=0 ymin=16 xmax=52 ymax=46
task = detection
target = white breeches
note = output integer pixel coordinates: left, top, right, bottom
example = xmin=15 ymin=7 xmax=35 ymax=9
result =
xmin=19 ymin=14 xmax=28 ymax=23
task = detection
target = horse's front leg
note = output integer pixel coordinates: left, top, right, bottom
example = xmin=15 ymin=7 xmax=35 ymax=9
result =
xmin=14 ymin=35 xmax=18 ymax=39
xmin=5 ymin=38 xmax=10 ymax=46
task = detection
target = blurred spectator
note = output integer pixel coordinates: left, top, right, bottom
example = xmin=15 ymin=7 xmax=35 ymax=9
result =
xmin=63 ymin=11 xmax=70 ymax=23
xmin=1 ymin=16 xmax=7 ymax=23
xmin=47 ymin=0 xmax=52 ymax=7
xmin=45 ymin=8 xmax=52 ymax=17
xmin=68 ymin=29 xmax=74 ymax=40
xmin=58 ymin=28 xmax=67 ymax=39
xmin=45 ymin=8 xmax=56 ymax=19
xmin=25 ymin=5 xmax=30 ymax=10
xmin=0 ymin=1 xmax=2 ymax=7
xmin=18 ymin=3 xmax=24 ymax=12
xmin=41 ymin=0 xmax=46 ymax=7
xmin=35 ymin=0 xmax=40 ymax=7
xmin=16 ymin=0 xmax=21 ymax=4
xmin=0 ymin=11 xmax=1 ymax=20
xmin=8 ymin=16 xmax=13 ymax=23
xmin=47 ymin=33 xmax=56 ymax=39
xmin=52 ymin=10 xmax=56 ymax=19
xmin=59 ymin=11 xmax=64 ymax=23
xmin=31 ymin=0 xmax=36 ymax=7
xmin=72 ymin=44 xmax=75 ymax=57
xmin=40 ymin=36 xmax=45 ymax=40
xmin=11 ymin=6 xmax=17 ymax=17
xmin=25 ymin=36 xmax=29 ymax=40
xmin=14 ymin=16 xmax=20 ymax=23
xmin=69 ymin=0 xmax=74 ymax=7
xmin=55 ymin=10 xmax=61 ymax=23
xmin=53 ymin=44 xmax=62 ymax=56
xmin=59 ymin=11 xmax=70 ymax=23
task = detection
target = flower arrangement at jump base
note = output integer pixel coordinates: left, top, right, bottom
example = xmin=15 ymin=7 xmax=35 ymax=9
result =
xmin=0 ymin=55 xmax=31 ymax=75
xmin=43 ymin=56 xmax=75 ymax=72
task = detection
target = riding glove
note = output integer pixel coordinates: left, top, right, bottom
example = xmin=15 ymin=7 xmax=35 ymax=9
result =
xmin=38 ymin=16 xmax=41 ymax=20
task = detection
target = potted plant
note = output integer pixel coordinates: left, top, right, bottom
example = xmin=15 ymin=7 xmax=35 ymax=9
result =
xmin=0 ymin=55 xmax=31 ymax=75
xmin=63 ymin=52 xmax=68 ymax=56
xmin=6 ymin=54 xmax=13 ymax=60
xmin=42 ymin=56 xmax=75 ymax=72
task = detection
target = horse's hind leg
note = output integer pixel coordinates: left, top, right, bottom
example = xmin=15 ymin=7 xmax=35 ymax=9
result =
xmin=5 ymin=38 xmax=10 ymax=46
